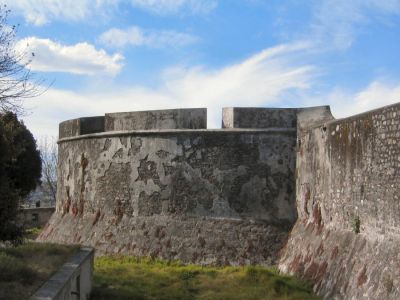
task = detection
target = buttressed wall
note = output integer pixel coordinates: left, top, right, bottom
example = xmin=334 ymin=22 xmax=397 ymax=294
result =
xmin=41 ymin=107 xmax=328 ymax=265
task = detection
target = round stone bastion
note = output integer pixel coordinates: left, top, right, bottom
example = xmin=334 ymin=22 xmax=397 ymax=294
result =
xmin=39 ymin=106 xmax=331 ymax=265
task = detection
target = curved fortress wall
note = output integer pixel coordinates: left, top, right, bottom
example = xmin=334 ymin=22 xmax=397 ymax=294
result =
xmin=40 ymin=107 xmax=328 ymax=265
xmin=279 ymin=102 xmax=400 ymax=299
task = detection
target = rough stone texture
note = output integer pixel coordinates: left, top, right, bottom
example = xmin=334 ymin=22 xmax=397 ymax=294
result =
xmin=59 ymin=116 xmax=105 ymax=139
xmin=105 ymin=108 xmax=207 ymax=131
xmin=40 ymin=128 xmax=297 ymax=265
xmin=279 ymin=102 xmax=400 ymax=299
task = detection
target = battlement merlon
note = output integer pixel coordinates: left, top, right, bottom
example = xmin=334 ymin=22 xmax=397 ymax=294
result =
xmin=222 ymin=106 xmax=333 ymax=129
xmin=105 ymin=108 xmax=207 ymax=131
xmin=59 ymin=116 xmax=105 ymax=139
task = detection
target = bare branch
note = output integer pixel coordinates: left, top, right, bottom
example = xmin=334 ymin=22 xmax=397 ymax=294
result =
xmin=38 ymin=136 xmax=58 ymax=206
xmin=0 ymin=6 xmax=45 ymax=114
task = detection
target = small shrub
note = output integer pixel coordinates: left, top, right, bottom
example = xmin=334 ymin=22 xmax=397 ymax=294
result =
xmin=179 ymin=270 xmax=199 ymax=281
xmin=24 ymin=227 xmax=42 ymax=240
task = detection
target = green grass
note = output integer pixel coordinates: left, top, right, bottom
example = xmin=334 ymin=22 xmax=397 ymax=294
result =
xmin=91 ymin=256 xmax=320 ymax=300
xmin=0 ymin=242 xmax=79 ymax=300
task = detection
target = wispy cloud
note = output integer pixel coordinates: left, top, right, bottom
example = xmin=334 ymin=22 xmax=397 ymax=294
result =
xmin=23 ymin=42 xmax=314 ymax=136
xmin=130 ymin=0 xmax=217 ymax=15
xmin=6 ymin=0 xmax=217 ymax=26
xmin=6 ymin=0 xmax=118 ymax=26
xmin=99 ymin=26 xmax=199 ymax=49
xmin=161 ymin=42 xmax=314 ymax=123
xmin=15 ymin=37 xmax=124 ymax=76
xmin=310 ymin=0 xmax=400 ymax=49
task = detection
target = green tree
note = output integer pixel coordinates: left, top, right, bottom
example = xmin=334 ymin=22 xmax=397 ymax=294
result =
xmin=0 ymin=112 xmax=42 ymax=197
xmin=0 ymin=6 xmax=44 ymax=242
xmin=0 ymin=124 xmax=20 ymax=243
xmin=0 ymin=112 xmax=41 ymax=243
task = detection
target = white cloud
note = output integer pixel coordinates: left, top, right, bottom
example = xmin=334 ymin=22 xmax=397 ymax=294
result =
xmin=328 ymin=81 xmax=400 ymax=118
xmin=99 ymin=26 xmax=199 ymax=48
xmin=15 ymin=37 xmax=124 ymax=76
xmin=295 ymin=79 xmax=400 ymax=119
xmin=130 ymin=0 xmax=217 ymax=15
xmin=311 ymin=0 xmax=400 ymax=49
xmin=22 ymin=42 xmax=314 ymax=137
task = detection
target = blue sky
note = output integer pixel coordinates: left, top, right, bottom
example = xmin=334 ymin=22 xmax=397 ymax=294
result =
xmin=4 ymin=0 xmax=400 ymax=137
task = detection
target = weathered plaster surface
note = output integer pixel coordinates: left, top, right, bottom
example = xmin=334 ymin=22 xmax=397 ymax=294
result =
xmin=279 ymin=103 xmax=400 ymax=299
xmin=40 ymin=127 xmax=297 ymax=265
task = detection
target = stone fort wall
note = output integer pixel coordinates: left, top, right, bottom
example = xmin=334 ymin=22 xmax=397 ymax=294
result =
xmin=40 ymin=107 xmax=330 ymax=265
xmin=279 ymin=102 xmax=400 ymax=299
xmin=39 ymin=103 xmax=400 ymax=298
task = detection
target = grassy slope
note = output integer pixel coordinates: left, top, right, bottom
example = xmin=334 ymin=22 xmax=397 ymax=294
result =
xmin=0 ymin=243 xmax=78 ymax=300
xmin=92 ymin=256 xmax=320 ymax=300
